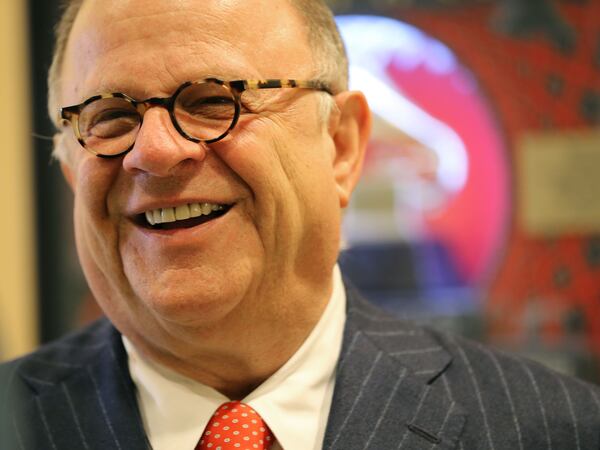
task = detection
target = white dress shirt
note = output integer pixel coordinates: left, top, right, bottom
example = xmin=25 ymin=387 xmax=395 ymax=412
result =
xmin=124 ymin=265 xmax=346 ymax=450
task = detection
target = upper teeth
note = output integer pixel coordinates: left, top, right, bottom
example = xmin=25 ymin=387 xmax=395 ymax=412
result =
xmin=144 ymin=203 xmax=224 ymax=226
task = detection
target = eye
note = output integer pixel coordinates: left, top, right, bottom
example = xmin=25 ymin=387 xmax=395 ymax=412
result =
xmin=85 ymin=108 xmax=140 ymax=138
xmin=177 ymin=97 xmax=236 ymax=124
xmin=92 ymin=108 xmax=137 ymax=124
xmin=79 ymin=97 xmax=140 ymax=139
xmin=183 ymin=96 xmax=234 ymax=114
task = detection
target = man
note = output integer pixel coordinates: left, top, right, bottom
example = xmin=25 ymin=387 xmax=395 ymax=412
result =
xmin=1 ymin=0 xmax=599 ymax=448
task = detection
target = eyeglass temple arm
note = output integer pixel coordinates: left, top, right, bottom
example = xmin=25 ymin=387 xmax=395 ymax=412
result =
xmin=231 ymin=79 xmax=333 ymax=95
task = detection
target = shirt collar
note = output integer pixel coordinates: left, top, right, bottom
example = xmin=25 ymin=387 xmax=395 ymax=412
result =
xmin=124 ymin=265 xmax=346 ymax=450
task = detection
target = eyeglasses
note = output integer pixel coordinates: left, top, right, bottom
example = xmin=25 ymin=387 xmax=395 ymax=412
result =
xmin=60 ymin=78 xmax=333 ymax=158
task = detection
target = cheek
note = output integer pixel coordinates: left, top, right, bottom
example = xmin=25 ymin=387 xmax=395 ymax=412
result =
xmin=212 ymin=108 xmax=341 ymax=259
xmin=220 ymin=118 xmax=334 ymax=198
xmin=224 ymin=127 xmax=341 ymax=261
xmin=74 ymin=157 xmax=118 ymax=215
xmin=273 ymin=128 xmax=339 ymax=213
xmin=71 ymin=157 xmax=125 ymax=284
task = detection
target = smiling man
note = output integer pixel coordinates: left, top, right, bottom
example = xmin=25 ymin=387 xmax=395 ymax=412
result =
xmin=1 ymin=0 xmax=600 ymax=449
xmin=54 ymin=0 xmax=362 ymax=404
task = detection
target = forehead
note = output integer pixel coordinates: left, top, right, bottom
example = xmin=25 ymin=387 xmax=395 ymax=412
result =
xmin=62 ymin=0 xmax=313 ymax=101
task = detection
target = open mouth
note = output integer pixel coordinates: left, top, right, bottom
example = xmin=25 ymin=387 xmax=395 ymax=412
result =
xmin=137 ymin=202 xmax=232 ymax=230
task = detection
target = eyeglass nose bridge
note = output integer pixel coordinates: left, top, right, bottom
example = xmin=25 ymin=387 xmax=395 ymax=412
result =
xmin=136 ymin=96 xmax=170 ymax=112
xmin=133 ymin=96 xmax=202 ymax=144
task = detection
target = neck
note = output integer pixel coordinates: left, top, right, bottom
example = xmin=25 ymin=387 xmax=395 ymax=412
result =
xmin=125 ymin=275 xmax=334 ymax=399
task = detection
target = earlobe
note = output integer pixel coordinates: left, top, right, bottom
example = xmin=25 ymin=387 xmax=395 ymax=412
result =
xmin=330 ymin=91 xmax=371 ymax=208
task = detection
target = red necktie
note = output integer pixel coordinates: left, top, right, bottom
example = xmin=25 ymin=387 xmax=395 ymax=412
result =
xmin=196 ymin=401 xmax=275 ymax=450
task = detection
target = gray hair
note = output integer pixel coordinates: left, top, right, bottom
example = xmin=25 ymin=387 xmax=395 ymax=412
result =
xmin=48 ymin=0 xmax=348 ymax=161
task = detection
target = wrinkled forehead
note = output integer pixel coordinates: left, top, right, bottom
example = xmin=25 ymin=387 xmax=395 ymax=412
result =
xmin=63 ymin=0 xmax=314 ymax=99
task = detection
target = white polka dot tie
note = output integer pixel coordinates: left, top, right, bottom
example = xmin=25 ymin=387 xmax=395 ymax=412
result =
xmin=196 ymin=401 xmax=274 ymax=450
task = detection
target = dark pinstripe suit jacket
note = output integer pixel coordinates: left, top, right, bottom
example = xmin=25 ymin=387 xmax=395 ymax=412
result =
xmin=2 ymin=287 xmax=600 ymax=449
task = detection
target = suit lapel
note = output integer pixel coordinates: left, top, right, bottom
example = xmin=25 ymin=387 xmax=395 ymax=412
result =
xmin=323 ymin=287 xmax=465 ymax=450
xmin=15 ymin=322 xmax=149 ymax=450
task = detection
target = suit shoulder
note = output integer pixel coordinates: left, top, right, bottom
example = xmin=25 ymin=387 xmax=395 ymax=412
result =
xmin=0 ymin=318 xmax=117 ymax=388
xmin=429 ymin=329 xmax=600 ymax=446
xmin=433 ymin=328 xmax=599 ymax=393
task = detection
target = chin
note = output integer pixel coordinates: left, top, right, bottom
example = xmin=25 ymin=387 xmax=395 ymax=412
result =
xmin=134 ymin=282 xmax=242 ymax=326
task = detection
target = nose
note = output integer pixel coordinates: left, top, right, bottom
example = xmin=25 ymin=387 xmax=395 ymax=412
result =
xmin=122 ymin=108 xmax=207 ymax=176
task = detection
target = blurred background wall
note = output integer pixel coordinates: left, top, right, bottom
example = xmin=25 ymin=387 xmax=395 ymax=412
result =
xmin=0 ymin=0 xmax=38 ymax=360
xmin=2 ymin=0 xmax=600 ymax=383
xmin=333 ymin=0 xmax=600 ymax=381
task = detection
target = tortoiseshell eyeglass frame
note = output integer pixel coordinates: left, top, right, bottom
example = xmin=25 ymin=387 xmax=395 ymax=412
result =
xmin=59 ymin=78 xmax=334 ymax=158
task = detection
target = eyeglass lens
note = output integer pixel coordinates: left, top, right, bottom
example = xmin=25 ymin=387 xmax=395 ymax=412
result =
xmin=76 ymin=81 xmax=237 ymax=156
xmin=79 ymin=97 xmax=141 ymax=156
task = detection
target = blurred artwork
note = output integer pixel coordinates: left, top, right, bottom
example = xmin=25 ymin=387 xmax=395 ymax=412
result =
xmin=519 ymin=129 xmax=600 ymax=236
xmin=337 ymin=15 xmax=510 ymax=308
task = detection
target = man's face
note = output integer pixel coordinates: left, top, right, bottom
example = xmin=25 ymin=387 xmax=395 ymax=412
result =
xmin=59 ymin=0 xmax=364 ymax=352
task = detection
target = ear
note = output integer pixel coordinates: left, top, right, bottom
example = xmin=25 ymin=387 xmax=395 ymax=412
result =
xmin=329 ymin=90 xmax=371 ymax=208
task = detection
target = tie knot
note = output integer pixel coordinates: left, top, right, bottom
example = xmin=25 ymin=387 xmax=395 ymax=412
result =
xmin=196 ymin=401 xmax=274 ymax=450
